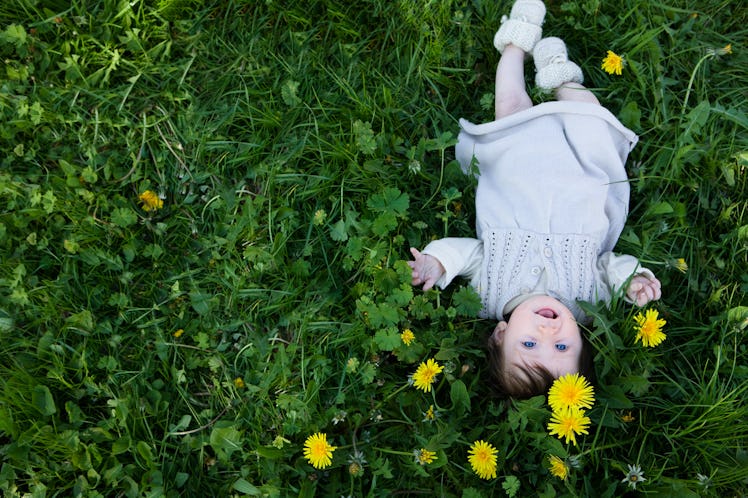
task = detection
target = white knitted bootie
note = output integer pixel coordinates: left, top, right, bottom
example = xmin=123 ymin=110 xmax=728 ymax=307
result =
xmin=533 ymin=37 xmax=584 ymax=90
xmin=493 ymin=0 xmax=546 ymax=53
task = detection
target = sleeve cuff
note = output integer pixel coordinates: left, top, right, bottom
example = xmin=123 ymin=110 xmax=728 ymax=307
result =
xmin=421 ymin=238 xmax=483 ymax=289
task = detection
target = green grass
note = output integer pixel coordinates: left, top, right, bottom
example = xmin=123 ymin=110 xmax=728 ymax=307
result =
xmin=1 ymin=0 xmax=746 ymax=496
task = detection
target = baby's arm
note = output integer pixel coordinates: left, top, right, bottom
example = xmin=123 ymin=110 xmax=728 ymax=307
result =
xmin=408 ymin=238 xmax=483 ymax=291
xmin=597 ymin=252 xmax=662 ymax=306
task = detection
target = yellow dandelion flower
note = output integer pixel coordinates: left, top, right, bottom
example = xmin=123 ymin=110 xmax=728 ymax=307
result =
xmin=303 ymin=432 xmax=337 ymax=469
xmin=548 ymin=455 xmax=569 ymax=480
xmin=423 ymin=404 xmax=437 ymax=422
xmin=548 ymin=407 xmax=591 ymax=446
xmin=233 ymin=377 xmax=245 ymax=389
xmin=674 ymin=258 xmax=688 ymax=273
xmin=547 ymin=373 xmax=595 ymax=412
xmin=139 ymin=190 xmax=163 ymax=211
xmin=601 ymin=50 xmax=625 ymax=75
xmin=720 ymin=43 xmax=732 ymax=55
xmin=401 ymin=328 xmax=415 ymax=346
xmin=173 ymin=328 xmax=185 ymax=338
xmin=413 ymin=448 xmax=437 ymax=465
xmin=633 ymin=309 xmax=667 ymax=347
xmin=468 ymin=440 xmax=498 ymax=480
xmin=412 ymin=358 xmax=444 ymax=393
xmin=621 ymin=411 xmax=636 ymax=423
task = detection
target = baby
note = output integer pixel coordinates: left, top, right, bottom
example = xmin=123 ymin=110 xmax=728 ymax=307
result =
xmin=408 ymin=0 xmax=662 ymax=397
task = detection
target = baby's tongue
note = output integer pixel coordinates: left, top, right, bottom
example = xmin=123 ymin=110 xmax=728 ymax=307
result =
xmin=537 ymin=308 xmax=556 ymax=319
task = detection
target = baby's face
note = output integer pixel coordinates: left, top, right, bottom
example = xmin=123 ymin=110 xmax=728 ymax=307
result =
xmin=492 ymin=295 xmax=582 ymax=380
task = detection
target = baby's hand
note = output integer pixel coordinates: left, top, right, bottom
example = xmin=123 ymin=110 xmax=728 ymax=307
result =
xmin=407 ymin=247 xmax=445 ymax=291
xmin=626 ymin=274 xmax=662 ymax=306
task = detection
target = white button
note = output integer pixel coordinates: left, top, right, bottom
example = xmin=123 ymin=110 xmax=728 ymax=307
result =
xmin=544 ymin=247 xmax=552 ymax=257
xmin=531 ymin=266 xmax=541 ymax=275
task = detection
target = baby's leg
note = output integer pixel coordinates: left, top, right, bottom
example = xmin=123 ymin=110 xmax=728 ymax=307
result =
xmin=533 ymin=37 xmax=599 ymax=105
xmin=492 ymin=0 xmax=546 ymax=120
xmin=495 ymin=44 xmax=533 ymax=120
xmin=555 ymin=82 xmax=600 ymax=106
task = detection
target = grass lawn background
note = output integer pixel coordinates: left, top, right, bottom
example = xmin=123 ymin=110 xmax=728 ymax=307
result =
xmin=0 ymin=0 xmax=746 ymax=496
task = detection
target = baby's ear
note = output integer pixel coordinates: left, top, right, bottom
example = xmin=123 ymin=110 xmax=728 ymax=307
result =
xmin=492 ymin=321 xmax=508 ymax=345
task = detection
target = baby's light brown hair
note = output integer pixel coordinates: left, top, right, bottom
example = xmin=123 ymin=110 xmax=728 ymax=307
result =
xmin=485 ymin=327 xmax=595 ymax=399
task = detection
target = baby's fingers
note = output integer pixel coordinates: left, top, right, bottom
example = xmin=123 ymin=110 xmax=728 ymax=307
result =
xmin=636 ymin=284 xmax=659 ymax=306
xmin=636 ymin=289 xmax=651 ymax=306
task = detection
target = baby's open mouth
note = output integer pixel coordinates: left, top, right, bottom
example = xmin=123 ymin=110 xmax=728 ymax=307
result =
xmin=536 ymin=308 xmax=558 ymax=319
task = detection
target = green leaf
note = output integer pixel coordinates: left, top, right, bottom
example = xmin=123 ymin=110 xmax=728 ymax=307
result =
xmin=462 ymin=488 xmax=486 ymax=498
xmin=386 ymin=285 xmax=413 ymax=307
xmin=210 ymin=425 xmax=243 ymax=460
xmin=371 ymin=212 xmax=397 ymax=236
xmin=111 ymin=207 xmax=138 ymax=227
xmin=353 ymin=119 xmax=377 ymax=155
xmin=232 ymin=478 xmax=261 ymax=496
xmin=190 ymin=290 xmax=212 ymax=315
xmin=0 ymin=310 xmax=13 ymax=332
xmin=479 ymin=93 xmax=494 ymax=111
xmin=329 ymin=219 xmax=348 ymax=242
xmin=373 ymin=327 xmax=401 ymax=351
xmin=374 ymin=268 xmax=399 ymax=293
xmin=682 ymin=99 xmax=710 ymax=137
xmin=112 ymin=436 xmax=131 ymax=455
xmin=619 ymin=100 xmax=641 ymax=129
xmin=170 ymin=414 xmax=192 ymax=432
xmin=727 ymin=306 xmax=748 ymax=326
xmin=255 ymin=446 xmax=284 ymax=459
xmin=65 ymin=309 xmax=94 ymax=333
xmin=1 ymin=24 xmax=27 ymax=49
xmin=29 ymin=101 xmax=43 ymax=125
xmin=620 ymin=375 xmax=651 ymax=397
xmin=281 ymin=80 xmax=301 ymax=106
xmin=136 ymin=441 xmax=155 ymax=465
xmin=371 ymin=456 xmax=393 ymax=479
xmin=393 ymin=341 xmax=425 ymax=363
xmin=450 ymin=380 xmax=471 ymax=416
xmin=646 ymin=201 xmax=673 ymax=216
xmin=81 ymin=166 xmax=98 ymax=183
xmin=359 ymin=362 xmax=376 ymax=384
xmin=42 ymin=190 xmax=57 ymax=213
xmin=452 ymin=286 xmax=482 ymax=316
xmin=367 ymin=187 xmax=409 ymax=216
xmin=359 ymin=300 xmax=400 ymax=328
xmin=175 ymin=472 xmax=189 ymax=488
xmin=502 ymin=475 xmax=520 ymax=497
xmin=410 ymin=294 xmax=437 ymax=319
xmin=618 ymin=228 xmax=641 ymax=247
xmin=598 ymin=384 xmax=633 ymax=409
xmin=32 ymin=385 xmax=56 ymax=416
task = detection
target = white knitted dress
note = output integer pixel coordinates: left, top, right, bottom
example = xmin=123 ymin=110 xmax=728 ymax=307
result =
xmin=423 ymin=101 xmax=643 ymax=321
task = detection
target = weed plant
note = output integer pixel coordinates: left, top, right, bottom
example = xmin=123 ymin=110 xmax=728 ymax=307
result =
xmin=0 ymin=0 xmax=746 ymax=496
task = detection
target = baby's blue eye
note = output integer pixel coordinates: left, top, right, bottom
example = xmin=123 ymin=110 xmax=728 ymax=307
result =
xmin=555 ymin=344 xmax=568 ymax=351
xmin=522 ymin=341 xmax=536 ymax=348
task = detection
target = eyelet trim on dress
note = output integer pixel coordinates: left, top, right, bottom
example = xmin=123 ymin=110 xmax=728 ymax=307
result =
xmin=479 ymin=228 xmax=608 ymax=321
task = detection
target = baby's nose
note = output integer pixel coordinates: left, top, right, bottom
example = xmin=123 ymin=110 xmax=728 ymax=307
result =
xmin=538 ymin=321 xmax=561 ymax=333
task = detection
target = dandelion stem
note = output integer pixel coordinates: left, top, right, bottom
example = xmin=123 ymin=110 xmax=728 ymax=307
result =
xmin=682 ymin=52 xmax=713 ymax=115
xmin=372 ymin=447 xmax=414 ymax=457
